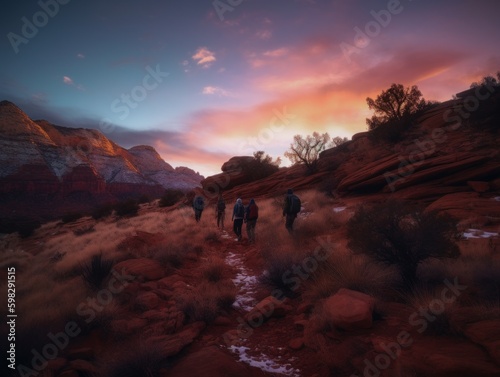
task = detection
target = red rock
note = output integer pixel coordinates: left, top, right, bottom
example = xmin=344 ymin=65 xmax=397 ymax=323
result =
xmin=289 ymin=337 xmax=305 ymax=350
xmin=148 ymin=321 xmax=205 ymax=357
xmin=166 ymin=346 xmax=255 ymax=377
xmin=68 ymin=359 xmax=97 ymax=374
xmin=66 ymin=347 xmax=94 ymax=360
xmin=467 ymin=180 xmax=490 ymax=192
xmin=324 ymin=288 xmax=375 ymax=330
xmin=46 ymin=358 xmax=67 ymax=371
xmin=114 ymin=258 xmax=165 ymax=281
xmin=135 ymin=291 xmax=160 ymax=310
xmin=244 ymin=296 xmax=292 ymax=323
xmin=110 ymin=318 xmax=148 ymax=335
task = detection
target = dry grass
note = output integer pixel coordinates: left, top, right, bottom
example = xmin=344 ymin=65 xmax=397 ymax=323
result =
xmin=176 ymin=280 xmax=237 ymax=323
xmin=305 ymin=250 xmax=401 ymax=301
xmin=201 ymin=256 xmax=228 ymax=282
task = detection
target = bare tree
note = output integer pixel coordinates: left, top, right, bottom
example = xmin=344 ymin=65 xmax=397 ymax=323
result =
xmin=284 ymin=132 xmax=330 ymax=172
xmin=327 ymin=136 xmax=349 ymax=149
xmin=366 ymin=83 xmax=428 ymax=130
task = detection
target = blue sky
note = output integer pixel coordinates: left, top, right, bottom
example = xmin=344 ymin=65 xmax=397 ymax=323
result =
xmin=1 ymin=0 xmax=499 ymax=176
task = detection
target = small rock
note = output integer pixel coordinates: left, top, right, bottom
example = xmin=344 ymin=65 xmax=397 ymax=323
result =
xmin=213 ymin=316 xmax=233 ymax=326
xmin=289 ymin=337 xmax=304 ymax=350
xmin=66 ymin=347 xmax=94 ymax=360
xmin=135 ymin=291 xmax=159 ymax=310
xmin=69 ymin=359 xmax=97 ymax=374
xmin=324 ymin=288 xmax=375 ymax=331
xmin=297 ymin=301 xmax=314 ymax=314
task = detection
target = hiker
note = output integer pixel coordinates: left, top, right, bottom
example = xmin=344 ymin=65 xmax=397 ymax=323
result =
xmin=216 ymin=193 xmax=226 ymax=229
xmin=232 ymin=198 xmax=245 ymax=241
xmin=244 ymin=198 xmax=259 ymax=243
xmin=193 ymin=195 xmax=205 ymax=222
xmin=282 ymin=189 xmax=301 ymax=233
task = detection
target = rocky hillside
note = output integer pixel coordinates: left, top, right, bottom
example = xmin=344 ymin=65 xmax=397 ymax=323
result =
xmin=202 ymin=87 xmax=500 ymax=224
xmin=0 ymin=101 xmax=203 ymax=220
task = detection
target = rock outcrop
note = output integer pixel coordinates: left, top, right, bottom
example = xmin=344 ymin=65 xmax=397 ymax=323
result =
xmin=0 ymin=100 xmax=203 ymax=220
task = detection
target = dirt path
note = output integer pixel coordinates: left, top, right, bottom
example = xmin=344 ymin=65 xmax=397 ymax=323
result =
xmin=214 ymin=231 xmax=305 ymax=377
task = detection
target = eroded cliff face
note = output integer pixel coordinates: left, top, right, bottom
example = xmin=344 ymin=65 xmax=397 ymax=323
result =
xmin=0 ymin=101 xmax=203 ymax=219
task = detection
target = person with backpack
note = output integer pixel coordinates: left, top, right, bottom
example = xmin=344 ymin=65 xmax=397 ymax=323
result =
xmin=283 ymin=189 xmax=301 ymax=233
xmin=193 ymin=195 xmax=205 ymax=222
xmin=216 ymin=193 xmax=226 ymax=229
xmin=244 ymin=198 xmax=259 ymax=243
xmin=232 ymin=198 xmax=245 ymax=241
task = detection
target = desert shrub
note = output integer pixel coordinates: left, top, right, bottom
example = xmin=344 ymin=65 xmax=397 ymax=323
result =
xmin=73 ymin=224 xmax=96 ymax=236
xmin=0 ymin=217 xmax=41 ymax=238
xmin=204 ymin=230 xmax=220 ymax=243
xmin=115 ymin=199 xmax=139 ymax=217
xmin=259 ymin=240 xmax=311 ymax=297
xmin=347 ymin=200 xmax=460 ymax=290
xmin=159 ymin=189 xmax=185 ymax=207
xmin=137 ymin=194 xmax=151 ymax=204
xmin=466 ymin=87 xmax=500 ymax=131
xmin=368 ymin=114 xmax=415 ymax=143
xmin=405 ymin=285 xmax=462 ymax=336
xmin=62 ymin=211 xmax=84 ymax=224
xmin=201 ymin=257 xmax=227 ymax=282
xmin=176 ymin=281 xmax=236 ymax=323
xmin=80 ymin=253 xmax=114 ymax=290
xmin=92 ymin=203 xmax=115 ymax=220
xmin=306 ymin=253 xmax=400 ymax=301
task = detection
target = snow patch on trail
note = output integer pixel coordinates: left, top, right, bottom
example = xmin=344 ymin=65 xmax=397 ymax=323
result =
xmin=333 ymin=206 xmax=347 ymax=213
xmin=225 ymin=251 xmax=258 ymax=311
xmin=463 ymin=229 xmax=498 ymax=239
xmin=229 ymin=345 xmax=300 ymax=377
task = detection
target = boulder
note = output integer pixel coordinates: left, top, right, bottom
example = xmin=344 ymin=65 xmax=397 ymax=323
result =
xmin=148 ymin=321 xmax=205 ymax=357
xmin=467 ymin=181 xmax=490 ymax=193
xmin=135 ymin=291 xmax=160 ymax=310
xmin=244 ymin=296 xmax=292 ymax=323
xmin=110 ymin=317 xmax=148 ymax=336
xmin=324 ymin=288 xmax=375 ymax=330
xmin=464 ymin=319 xmax=500 ymax=365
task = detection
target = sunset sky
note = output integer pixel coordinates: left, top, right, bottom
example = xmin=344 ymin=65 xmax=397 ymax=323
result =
xmin=1 ymin=0 xmax=499 ymax=176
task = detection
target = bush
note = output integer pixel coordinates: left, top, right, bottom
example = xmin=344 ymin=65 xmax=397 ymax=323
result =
xmin=115 ymin=199 xmax=139 ymax=217
xmin=105 ymin=341 xmax=165 ymax=377
xmin=346 ymin=200 xmax=460 ymax=290
xmin=159 ymin=189 xmax=185 ymax=207
xmin=81 ymin=253 xmax=114 ymax=290
xmin=92 ymin=203 xmax=115 ymax=220
xmin=0 ymin=218 xmax=41 ymax=238
xmin=62 ymin=212 xmax=84 ymax=224
xmin=201 ymin=257 xmax=227 ymax=283
xmin=176 ymin=281 xmax=236 ymax=323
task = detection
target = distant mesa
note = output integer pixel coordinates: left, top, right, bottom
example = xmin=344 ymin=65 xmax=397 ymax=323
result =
xmin=0 ymin=100 xmax=203 ymax=220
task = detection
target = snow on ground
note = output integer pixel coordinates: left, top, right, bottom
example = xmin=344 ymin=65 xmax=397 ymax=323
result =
xmin=229 ymin=346 xmax=300 ymax=377
xmin=333 ymin=206 xmax=347 ymax=213
xmin=493 ymin=197 xmax=500 ymax=202
xmin=225 ymin=251 xmax=258 ymax=311
xmin=463 ymin=229 xmax=499 ymax=239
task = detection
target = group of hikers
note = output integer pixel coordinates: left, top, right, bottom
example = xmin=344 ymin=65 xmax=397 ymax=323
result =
xmin=192 ymin=189 xmax=302 ymax=242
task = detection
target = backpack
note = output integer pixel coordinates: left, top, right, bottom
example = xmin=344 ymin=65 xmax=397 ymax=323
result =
xmin=235 ymin=203 xmax=244 ymax=218
xmin=194 ymin=196 xmax=204 ymax=210
xmin=217 ymin=199 xmax=226 ymax=212
xmin=288 ymin=194 xmax=301 ymax=214
xmin=248 ymin=203 xmax=258 ymax=219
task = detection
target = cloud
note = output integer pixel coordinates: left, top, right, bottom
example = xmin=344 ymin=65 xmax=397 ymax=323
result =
xmin=202 ymin=86 xmax=231 ymax=97
xmin=77 ymin=53 xmax=85 ymax=59
xmin=192 ymin=47 xmax=216 ymax=68
xmin=255 ymin=29 xmax=272 ymax=40
xmin=63 ymin=76 xmax=74 ymax=85
xmin=263 ymin=48 xmax=289 ymax=58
